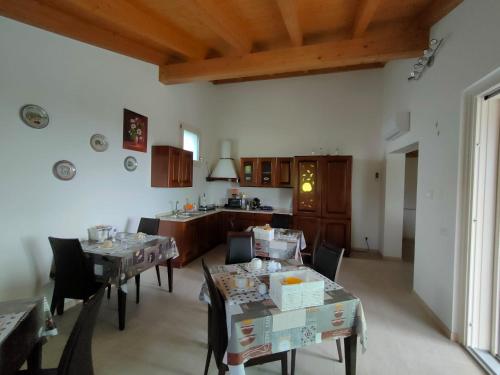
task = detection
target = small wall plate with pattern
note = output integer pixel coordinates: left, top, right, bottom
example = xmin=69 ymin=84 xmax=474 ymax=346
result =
xmin=52 ymin=160 xmax=76 ymax=181
xmin=124 ymin=156 xmax=137 ymax=172
xmin=20 ymin=104 xmax=49 ymax=129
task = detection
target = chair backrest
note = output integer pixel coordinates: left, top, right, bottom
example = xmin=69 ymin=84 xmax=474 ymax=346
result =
xmin=57 ymin=285 xmax=105 ymax=375
xmin=48 ymin=237 xmax=96 ymax=297
xmin=271 ymin=214 xmax=292 ymax=229
xmin=202 ymin=259 xmax=228 ymax=368
xmin=137 ymin=217 xmax=160 ymax=235
xmin=226 ymin=232 xmax=254 ymax=264
xmin=310 ymin=227 xmax=322 ymax=264
xmin=312 ymin=242 xmax=345 ymax=282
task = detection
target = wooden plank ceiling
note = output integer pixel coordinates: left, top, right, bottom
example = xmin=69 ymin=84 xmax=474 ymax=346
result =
xmin=0 ymin=0 xmax=462 ymax=84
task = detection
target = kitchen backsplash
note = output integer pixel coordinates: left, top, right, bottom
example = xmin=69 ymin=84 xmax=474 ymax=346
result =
xmin=206 ymin=181 xmax=293 ymax=209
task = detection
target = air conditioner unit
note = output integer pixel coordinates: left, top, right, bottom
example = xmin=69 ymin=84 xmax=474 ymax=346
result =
xmin=384 ymin=112 xmax=410 ymax=141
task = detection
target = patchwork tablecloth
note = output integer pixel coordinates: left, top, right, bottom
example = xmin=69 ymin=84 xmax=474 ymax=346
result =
xmin=249 ymin=228 xmax=306 ymax=261
xmin=81 ymin=234 xmax=179 ymax=286
xmin=203 ymin=260 xmax=367 ymax=370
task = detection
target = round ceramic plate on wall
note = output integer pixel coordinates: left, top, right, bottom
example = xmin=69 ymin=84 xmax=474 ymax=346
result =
xmin=90 ymin=134 xmax=108 ymax=152
xmin=52 ymin=160 xmax=76 ymax=181
xmin=20 ymin=104 xmax=49 ymax=129
xmin=124 ymin=156 xmax=137 ymax=172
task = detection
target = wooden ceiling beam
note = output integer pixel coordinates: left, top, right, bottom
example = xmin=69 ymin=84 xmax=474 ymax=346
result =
xmin=41 ymin=0 xmax=208 ymax=59
xmin=416 ymin=0 xmax=463 ymax=29
xmin=212 ymin=63 xmax=385 ymax=84
xmin=352 ymin=0 xmax=381 ymax=38
xmin=275 ymin=0 xmax=303 ymax=46
xmin=0 ymin=0 xmax=168 ymax=65
xmin=160 ymin=22 xmax=428 ymax=84
xmin=191 ymin=0 xmax=252 ymax=55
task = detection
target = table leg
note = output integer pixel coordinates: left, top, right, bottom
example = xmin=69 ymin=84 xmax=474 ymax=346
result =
xmin=26 ymin=340 xmax=42 ymax=375
xmin=344 ymin=334 xmax=357 ymax=375
xmin=167 ymin=258 xmax=173 ymax=293
xmin=228 ymin=364 xmax=246 ymax=375
xmin=118 ymin=286 xmax=127 ymax=331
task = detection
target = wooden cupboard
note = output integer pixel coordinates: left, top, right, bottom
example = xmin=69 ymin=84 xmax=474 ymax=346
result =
xmin=275 ymin=157 xmax=294 ymax=187
xmin=239 ymin=157 xmax=294 ymax=188
xmin=159 ymin=210 xmax=275 ymax=267
xmin=239 ymin=158 xmax=258 ymax=186
xmin=151 ymin=146 xmax=193 ymax=188
xmin=292 ymin=155 xmax=352 ymax=255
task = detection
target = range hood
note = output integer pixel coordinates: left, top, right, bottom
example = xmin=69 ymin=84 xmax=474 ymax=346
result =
xmin=207 ymin=140 xmax=238 ymax=181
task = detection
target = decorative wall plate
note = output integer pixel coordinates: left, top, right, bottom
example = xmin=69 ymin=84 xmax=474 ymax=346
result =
xmin=52 ymin=160 xmax=76 ymax=181
xmin=124 ymin=156 xmax=137 ymax=172
xmin=20 ymin=104 xmax=49 ymax=129
xmin=90 ymin=134 xmax=108 ymax=152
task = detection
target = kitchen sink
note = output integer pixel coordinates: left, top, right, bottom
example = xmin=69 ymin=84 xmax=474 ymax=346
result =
xmin=166 ymin=211 xmax=205 ymax=219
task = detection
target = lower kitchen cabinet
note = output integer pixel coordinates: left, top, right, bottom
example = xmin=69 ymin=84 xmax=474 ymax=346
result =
xmin=159 ymin=211 xmax=276 ymax=268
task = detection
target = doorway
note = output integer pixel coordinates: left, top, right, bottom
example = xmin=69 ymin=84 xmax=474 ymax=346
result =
xmin=402 ymin=150 xmax=418 ymax=263
xmin=464 ymin=88 xmax=500 ymax=373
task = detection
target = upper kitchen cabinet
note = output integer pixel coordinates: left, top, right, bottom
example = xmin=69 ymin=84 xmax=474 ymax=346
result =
xmin=293 ymin=156 xmax=322 ymax=216
xmin=321 ymin=156 xmax=352 ymax=218
xmin=151 ymin=146 xmax=193 ymax=188
xmin=275 ymin=157 xmax=294 ymax=188
xmin=239 ymin=157 xmax=293 ymax=188
xmin=239 ymin=158 xmax=258 ymax=186
xmin=258 ymin=158 xmax=275 ymax=187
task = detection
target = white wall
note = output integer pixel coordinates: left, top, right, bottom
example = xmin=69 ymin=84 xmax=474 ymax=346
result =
xmin=382 ymin=153 xmax=405 ymax=257
xmin=208 ymin=71 xmax=386 ymax=250
xmin=381 ymin=0 xmax=500 ymax=332
xmin=403 ymin=156 xmax=418 ymax=239
xmin=0 ymin=17 xmax=217 ymax=300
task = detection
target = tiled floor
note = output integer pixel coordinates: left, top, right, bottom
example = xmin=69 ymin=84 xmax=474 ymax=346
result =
xmin=42 ymin=245 xmax=483 ymax=374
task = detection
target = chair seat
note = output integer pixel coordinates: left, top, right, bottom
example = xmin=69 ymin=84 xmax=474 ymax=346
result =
xmin=18 ymin=368 xmax=57 ymax=374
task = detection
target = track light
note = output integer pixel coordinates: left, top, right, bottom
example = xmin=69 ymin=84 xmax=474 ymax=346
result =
xmin=408 ymin=38 xmax=442 ymax=81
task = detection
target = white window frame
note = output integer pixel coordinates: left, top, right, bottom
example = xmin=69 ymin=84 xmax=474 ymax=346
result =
xmin=180 ymin=122 xmax=201 ymax=164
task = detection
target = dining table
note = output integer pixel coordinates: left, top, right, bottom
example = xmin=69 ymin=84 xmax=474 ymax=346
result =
xmin=81 ymin=233 xmax=179 ymax=330
xmin=201 ymin=259 xmax=367 ymax=375
xmin=248 ymin=227 xmax=306 ymax=262
xmin=0 ymin=297 xmax=57 ymax=375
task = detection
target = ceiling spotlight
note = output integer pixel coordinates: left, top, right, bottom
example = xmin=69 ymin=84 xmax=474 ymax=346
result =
xmin=408 ymin=38 xmax=443 ymax=81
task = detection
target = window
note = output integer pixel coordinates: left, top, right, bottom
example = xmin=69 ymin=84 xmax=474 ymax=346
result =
xmin=181 ymin=125 xmax=200 ymax=161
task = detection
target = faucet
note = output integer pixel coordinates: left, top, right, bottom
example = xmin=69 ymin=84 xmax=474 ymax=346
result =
xmin=175 ymin=200 xmax=180 ymax=214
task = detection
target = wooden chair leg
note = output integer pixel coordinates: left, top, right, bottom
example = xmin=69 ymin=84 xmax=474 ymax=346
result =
xmin=218 ymin=368 xmax=226 ymax=375
xmin=204 ymin=345 xmax=212 ymax=375
xmin=50 ymin=295 xmax=58 ymax=315
xmin=280 ymin=352 xmax=288 ymax=375
xmin=107 ymin=284 xmax=111 ymax=300
xmin=135 ymin=274 xmax=140 ymax=304
xmin=56 ymin=298 xmax=64 ymax=315
xmin=155 ymin=265 xmax=162 ymax=287
xmin=291 ymin=349 xmax=296 ymax=375
xmin=336 ymin=338 xmax=343 ymax=363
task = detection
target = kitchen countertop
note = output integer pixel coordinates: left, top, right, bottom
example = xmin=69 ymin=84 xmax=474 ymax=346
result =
xmin=156 ymin=207 xmax=292 ymax=223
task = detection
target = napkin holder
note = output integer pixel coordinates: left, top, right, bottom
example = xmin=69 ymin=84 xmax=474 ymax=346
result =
xmin=269 ymin=270 xmax=324 ymax=311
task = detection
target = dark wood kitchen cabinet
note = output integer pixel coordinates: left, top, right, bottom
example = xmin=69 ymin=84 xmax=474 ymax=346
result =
xmin=258 ymin=158 xmax=275 ymax=186
xmin=275 ymin=157 xmax=294 ymax=187
xmin=293 ymin=156 xmax=322 ymax=216
xmin=239 ymin=157 xmax=294 ymax=188
xmin=292 ymin=155 xmax=352 ymax=255
xmin=240 ymin=158 xmax=258 ymax=186
xmin=160 ymin=211 xmax=276 ymax=267
xmin=151 ymin=146 xmax=193 ymax=188
xmin=322 ymin=156 xmax=351 ymax=219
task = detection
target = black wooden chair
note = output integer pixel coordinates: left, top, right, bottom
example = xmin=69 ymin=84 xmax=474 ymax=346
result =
xmin=300 ymin=226 xmax=321 ymax=265
xmin=271 ymin=213 xmax=292 ymax=229
xmin=19 ymin=285 xmax=105 ymax=375
xmin=48 ymin=237 xmax=103 ymax=316
xmin=202 ymin=259 xmax=292 ymax=375
xmin=292 ymin=242 xmax=345 ymax=372
xmin=225 ymin=232 xmax=254 ymax=265
xmin=135 ymin=218 xmax=161 ymax=302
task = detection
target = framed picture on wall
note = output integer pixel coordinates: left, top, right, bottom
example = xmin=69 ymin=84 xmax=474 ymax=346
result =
xmin=123 ymin=108 xmax=148 ymax=153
